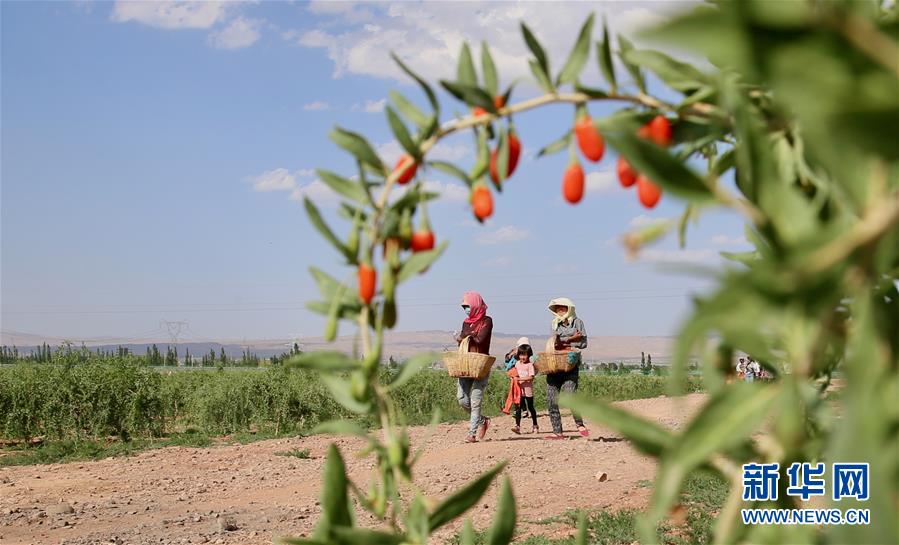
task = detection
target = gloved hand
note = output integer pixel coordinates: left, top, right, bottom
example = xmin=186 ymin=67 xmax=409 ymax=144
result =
xmin=567 ymin=351 xmax=580 ymax=364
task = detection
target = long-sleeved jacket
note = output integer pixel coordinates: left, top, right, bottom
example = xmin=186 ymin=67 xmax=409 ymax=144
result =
xmin=458 ymin=316 xmax=493 ymax=354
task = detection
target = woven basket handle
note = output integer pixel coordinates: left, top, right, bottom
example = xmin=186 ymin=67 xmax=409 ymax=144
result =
xmin=545 ymin=336 xmax=556 ymax=353
xmin=459 ymin=335 xmax=471 ymax=354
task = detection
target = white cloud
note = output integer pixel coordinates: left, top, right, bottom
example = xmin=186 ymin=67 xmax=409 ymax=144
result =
xmin=422 ymin=180 xmax=468 ymax=203
xmin=111 ymin=1 xmax=233 ymax=29
xmin=303 ymin=101 xmax=332 ymax=111
xmin=208 ymin=17 xmax=261 ymax=50
xmin=353 ymin=99 xmax=387 ymax=113
xmin=586 ymin=170 xmax=616 ymax=194
xmin=289 ymin=179 xmax=340 ymax=203
xmin=430 ymin=142 xmax=470 ymax=162
xmin=475 ymin=225 xmax=530 ymax=245
xmin=251 ymin=168 xmax=298 ymax=192
xmin=482 ymin=256 xmax=512 ymax=268
xmin=249 ymin=168 xmax=315 ymax=193
xmin=293 ymin=1 xmax=696 ymax=83
xmin=711 ymin=234 xmax=748 ymax=246
xmin=629 ymin=214 xmax=671 ymax=228
xmin=639 ymin=248 xmax=717 ymax=264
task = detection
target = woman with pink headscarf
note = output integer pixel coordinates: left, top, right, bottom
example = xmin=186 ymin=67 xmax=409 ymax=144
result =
xmin=452 ymin=291 xmax=493 ymax=443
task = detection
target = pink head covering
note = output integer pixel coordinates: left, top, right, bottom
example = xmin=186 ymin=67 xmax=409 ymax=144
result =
xmin=461 ymin=291 xmax=488 ymax=332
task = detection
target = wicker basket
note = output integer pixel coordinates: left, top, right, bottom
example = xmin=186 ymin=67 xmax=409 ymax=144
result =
xmin=535 ymin=337 xmax=578 ymax=374
xmin=442 ymin=336 xmax=495 ymax=380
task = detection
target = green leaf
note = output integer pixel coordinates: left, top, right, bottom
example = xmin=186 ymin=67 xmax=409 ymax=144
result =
xmin=460 ymin=520 xmax=476 ymax=545
xmin=574 ymin=83 xmax=608 ymax=99
xmin=385 ymin=106 xmax=419 ymax=160
xmin=306 ymin=300 xmax=360 ymax=321
xmin=617 ymin=34 xmax=645 ymax=93
xmin=471 ymin=126 xmax=490 ymax=180
xmin=321 ymin=374 xmax=372 ymax=414
xmin=642 ymin=384 xmax=778 ymax=538
xmin=720 ymin=251 xmax=759 ymax=265
xmin=440 ymin=80 xmax=496 ymax=113
xmin=316 ymin=169 xmax=370 ymax=206
xmin=677 ymin=204 xmax=693 ymax=249
xmin=481 ymin=42 xmax=499 ymax=96
xmin=429 ymin=462 xmax=507 ymax=531
xmin=303 ymin=198 xmax=354 ymax=262
xmin=331 ymin=528 xmax=404 ymax=545
xmin=389 ymin=90 xmax=431 ymax=130
xmin=604 ymin=130 xmax=713 ymax=201
xmin=495 ymin=126 xmax=510 ymax=187
xmin=487 ymin=478 xmax=516 ymax=545
xmin=429 ymin=160 xmax=473 ymax=187
xmin=563 ymin=395 xmax=674 ymax=456
xmin=329 ymin=127 xmax=385 ymax=176
xmin=711 ymin=148 xmax=736 ymax=177
xmin=411 ymin=406 xmax=443 ymax=466
xmin=312 ymin=419 xmax=372 ymax=439
xmin=391 ymin=52 xmax=439 ymax=113
xmin=621 ymin=48 xmax=707 ymax=93
xmin=556 ymin=13 xmax=595 ymax=86
xmin=457 ymin=42 xmax=477 ymax=87
xmin=575 ymin=510 xmax=588 ymax=545
xmin=538 ymin=130 xmax=572 ymax=157
xmin=285 ymin=351 xmax=360 ymax=373
xmin=521 ymin=23 xmax=549 ymax=79
xmin=404 ymin=495 xmax=429 ymax=544
xmin=308 ymin=267 xmax=343 ymax=299
xmin=337 ymin=203 xmax=368 ymax=223
xmin=321 ymin=445 xmax=352 ymax=529
xmin=528 ymin=59 xmax=554 ymax=94
xmin=388 ymin=352 xmax=438 ymax=391
xmin=398 ymin=241 xmax=448 ymax=282
xmin=597 ymin=18 xmax=616 ymax=92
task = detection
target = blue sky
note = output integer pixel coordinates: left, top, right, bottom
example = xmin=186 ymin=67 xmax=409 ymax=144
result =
xmin=1 ymin=1 xmax=751 ymax=343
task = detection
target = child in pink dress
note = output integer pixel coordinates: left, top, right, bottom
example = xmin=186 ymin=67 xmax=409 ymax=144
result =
xmin=512 ymin=346 xmax=539 ymax=434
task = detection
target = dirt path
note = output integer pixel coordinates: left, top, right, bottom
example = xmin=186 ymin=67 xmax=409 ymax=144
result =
xmin=0 ymin=394 xmax=707 ymax=545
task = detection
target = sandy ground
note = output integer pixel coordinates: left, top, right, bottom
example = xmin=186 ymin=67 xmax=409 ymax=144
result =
xmin=0 ymin=393 xmax=707 ymax=545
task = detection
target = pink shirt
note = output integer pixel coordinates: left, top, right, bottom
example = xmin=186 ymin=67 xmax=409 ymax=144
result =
xmin=515 ymin=361 xmax=536 ymax=397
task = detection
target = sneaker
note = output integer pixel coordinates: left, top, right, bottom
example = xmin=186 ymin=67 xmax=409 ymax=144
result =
xmin=511 ymin=426 xmax=520 ymax=435
xmin=465 ymin=435 xmax=478 ymax=443
xmin=531 ymin=426 xmax=539 ymax=434
xmin=477 ymin=417 xmax=491 ymax=440
xmin=544 ymin=433 xmax=566 ymax=440
xmin=578 ymin=426 xmax=590 ymax=437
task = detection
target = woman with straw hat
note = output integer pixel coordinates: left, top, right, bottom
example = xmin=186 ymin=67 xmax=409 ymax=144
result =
xmin=544 ymin=297 xmax=589 ymax=440
xmin=452 ymin=291 xmax=493 ymax=443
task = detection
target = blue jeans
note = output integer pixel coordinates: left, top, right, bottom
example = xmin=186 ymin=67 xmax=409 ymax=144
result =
xmin=457 ymin=376 xmax=489 ymax=436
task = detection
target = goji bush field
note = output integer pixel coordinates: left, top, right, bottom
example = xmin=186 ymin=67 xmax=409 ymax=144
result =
xmin=0 ymin=358 xmax=699 ymax=447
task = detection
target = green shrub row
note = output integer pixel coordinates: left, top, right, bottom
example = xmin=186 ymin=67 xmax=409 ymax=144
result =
xmin=0 ymin=359 xmax=702 ymax=441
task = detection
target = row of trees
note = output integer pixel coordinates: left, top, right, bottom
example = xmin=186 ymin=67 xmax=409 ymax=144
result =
xmin=0 ymin=343 xmax=273 ymax=367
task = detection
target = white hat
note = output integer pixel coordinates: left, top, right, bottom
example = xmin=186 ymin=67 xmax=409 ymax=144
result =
xmin=516 ymin=337 xmax=530 ymax=347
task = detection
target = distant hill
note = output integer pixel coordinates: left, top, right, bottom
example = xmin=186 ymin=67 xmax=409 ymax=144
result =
xmin=1 ymin=329 xmax=676 ymax=363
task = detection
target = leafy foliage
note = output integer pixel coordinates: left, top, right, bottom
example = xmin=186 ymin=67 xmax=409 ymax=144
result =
xmin=295 ymin=1 xmax=899 ymax=543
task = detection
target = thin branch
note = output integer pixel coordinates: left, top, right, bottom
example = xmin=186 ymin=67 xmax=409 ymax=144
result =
xmin=802 ymin=190 xmax=899 ymax=275
xmin=373 ymin=91 xmax=719 ymax=211
xmin=836 ymin=13 xmax=899 ymax=79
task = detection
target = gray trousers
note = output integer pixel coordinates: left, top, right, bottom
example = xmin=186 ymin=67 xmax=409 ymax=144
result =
xmin=546 ymin=368 xmax=584 ymax=434
xmin=457 ymin=376 xmax=489 ymax=436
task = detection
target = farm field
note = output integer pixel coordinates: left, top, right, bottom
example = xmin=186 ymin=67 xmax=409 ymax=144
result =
xmin=0 ymin=393 xmax=711 ymax=545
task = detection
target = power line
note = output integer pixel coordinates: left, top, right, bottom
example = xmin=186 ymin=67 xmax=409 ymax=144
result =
xmin=1 ymin=293 xmax=691 ymax=315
